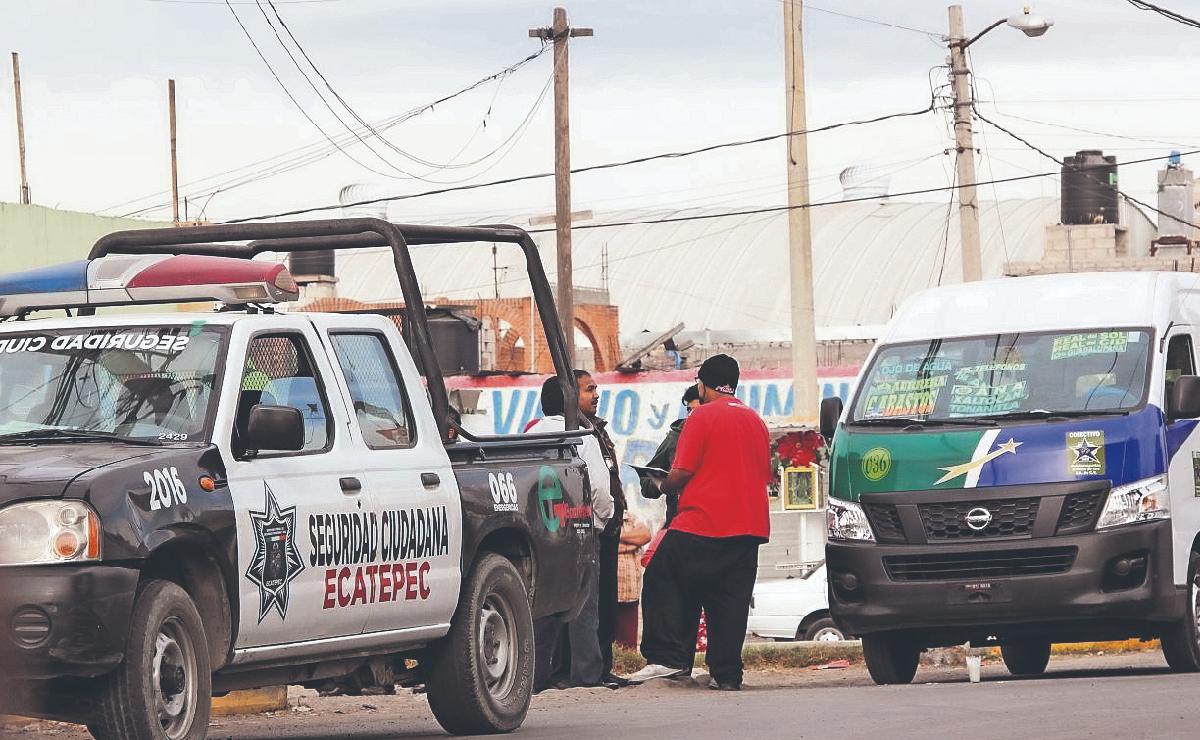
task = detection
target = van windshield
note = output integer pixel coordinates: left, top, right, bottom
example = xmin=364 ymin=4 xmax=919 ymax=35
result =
xmin=849 ymin=329 xmax=1152 ymax=423
xmin=0 ymin=325 xmax=225 ymax=443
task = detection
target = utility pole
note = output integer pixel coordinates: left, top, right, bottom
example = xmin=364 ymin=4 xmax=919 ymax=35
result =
xmin=11 ymin=52 xmax=30 ymax=205
xmin=783 ymin=1 xmax=819 ymax=424
xmin=530 ymin=8 xmax=591 ymax=366
xmin=948 ymin=5 xmax=982 ymax=282
xmin=168 ymin=79 xmax=180 ymax=224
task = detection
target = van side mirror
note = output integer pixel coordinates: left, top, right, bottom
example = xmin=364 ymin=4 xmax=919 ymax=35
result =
xmin=819 ymin=396 xmax=844 ymax=442
xmin=1169 ymin=376 xmax=1200 ymax=420
xmin=246 ymin=404 xmax=305 ymax=454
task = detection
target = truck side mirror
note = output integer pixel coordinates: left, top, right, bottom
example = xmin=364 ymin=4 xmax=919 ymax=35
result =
xmin=246 ymin=404 xmax=305 ymax=454
xmin=1169 ymin=376 xmax=1200 ymax=420
xmin=819 ymin=396 xmax=844 ymax=442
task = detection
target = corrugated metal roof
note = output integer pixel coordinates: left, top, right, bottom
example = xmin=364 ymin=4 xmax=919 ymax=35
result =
xmin=327 ymin=197 xmax=1155 ymax=338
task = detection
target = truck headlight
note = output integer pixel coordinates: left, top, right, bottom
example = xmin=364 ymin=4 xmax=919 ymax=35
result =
xmin=1096 ymin=476 xmax=1169 ymax=530
xmin=827 ymin=497 xmax=875 ymax=542
xmin=0 ymin=501 xmax=101 ymax=565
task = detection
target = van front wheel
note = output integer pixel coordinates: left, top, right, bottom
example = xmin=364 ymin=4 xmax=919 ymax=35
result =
xmin=1162 ymin=551 xmax=1200 ymax=672
xmin=862 ymin=632 xmax=920 ymax=685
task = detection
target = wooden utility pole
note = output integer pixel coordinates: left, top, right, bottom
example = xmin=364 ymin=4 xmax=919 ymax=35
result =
xmin=783 ymin=1 xmax=819 ymax=424
xmin=168 ymin=79 xmax=180 ymax=224
xmin=11 ymin=52 xmax=30 ymax=205
xmin=948 ymin=5 xmax=982 ymax=282
xmin=530 ymin=8 xmax=591 ymax=365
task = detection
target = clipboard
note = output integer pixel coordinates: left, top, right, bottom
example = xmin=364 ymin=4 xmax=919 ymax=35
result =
xmin=626 ymin=464 xmax=669 ymax=479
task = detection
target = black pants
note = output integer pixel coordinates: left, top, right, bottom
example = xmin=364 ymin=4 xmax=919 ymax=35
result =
xmin=597 ymin=532 xmax=620 ymax=675
xmin=640 ymin=530 xmax=760 ymax=685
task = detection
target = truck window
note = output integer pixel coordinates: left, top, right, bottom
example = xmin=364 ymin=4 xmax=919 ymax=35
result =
xmin=1165 ymin=334 xmax=1195 ymax=401
xmin=238 ymin=333 xmax=332 ymax=454
xmin=329 ymin=332 xmax=415 ymax=449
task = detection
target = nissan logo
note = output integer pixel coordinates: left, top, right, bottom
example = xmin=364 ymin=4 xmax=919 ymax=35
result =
xmin=965 ymin=507 xmax=993 ymax=531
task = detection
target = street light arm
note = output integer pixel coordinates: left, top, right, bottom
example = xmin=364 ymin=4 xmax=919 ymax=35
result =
xmin=953 ymin=17 xmax=1006 ymax=49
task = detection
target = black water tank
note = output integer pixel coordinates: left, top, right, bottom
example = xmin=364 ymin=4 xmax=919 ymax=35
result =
xmin=1061 ymin=150 xmax=1119 ymax=225
xmin=289 ymin=250 xmax=335 ymax=277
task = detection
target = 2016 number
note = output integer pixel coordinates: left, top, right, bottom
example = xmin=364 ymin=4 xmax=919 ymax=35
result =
xmin=146 ymin=466 xmax=188 ymax=511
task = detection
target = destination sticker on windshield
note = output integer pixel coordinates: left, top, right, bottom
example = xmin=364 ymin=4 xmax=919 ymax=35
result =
xmin=1067 ymin=430 xmax=1106 ymax=476
xmin=1051 ymin=332 xmax=1128 ymax=361
xmin=860 ymin=375 xmax=947 ymax=418
xmin=0 ymin=332 xmax=190 ymax=354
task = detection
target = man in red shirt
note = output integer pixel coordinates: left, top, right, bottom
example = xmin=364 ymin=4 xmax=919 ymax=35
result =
xmin=626 ymin=354 xmax=771 ymax=690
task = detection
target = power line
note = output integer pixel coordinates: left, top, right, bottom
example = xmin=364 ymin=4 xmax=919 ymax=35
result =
xmin=102 ymin=45 xmax=552 ymax=217
xmin=149 ymin=0 xmax=339 ymax=4
xmin=222 ymin=0 xmax=403 ymax=180
xmin=972 ymin=105 xmax=1200 ymax=233
xmin=1126 ymin=0 xmax=1200 ymax=30
xmin=792 ymin=2 xmax=945 ymax=39
xmin=229 ymin=97 xmax=938 ymax=222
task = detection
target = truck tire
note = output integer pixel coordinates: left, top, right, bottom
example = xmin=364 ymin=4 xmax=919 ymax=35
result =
xmin=1162 ymin=550 xmax=1200 ymax=672
xmin=87 ymin=579 xmax=211 ymax=740
xmin=426 ymin=553 xmax=534 ymax=735
xmin=803 ymin=617 xmax=846 ymax=642
xmin=1000 ymin=640 xmax=1051 ymax=676
xmin=862 ymin=633 xmax=920 ymax=685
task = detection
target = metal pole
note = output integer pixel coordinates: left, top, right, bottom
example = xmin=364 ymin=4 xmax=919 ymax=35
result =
xmin=949 ymin=5 xmax=982 ymax=283
xmin=531 ymin=8 xmax=591 ymax=368
xmin=784 ymin=0 xmax=819 ymax=424
xmin=11 ymin=52 xmax=30 ymax=205
xmin=168 ymin=79 xmax=180 ymax=224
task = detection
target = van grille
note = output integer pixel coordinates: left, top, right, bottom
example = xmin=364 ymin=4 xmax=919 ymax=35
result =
xmin=919 ymin=498 xmax=1039 ymax=541
xmin=883 ymin=546 xmax=1077 ymax=582
xmin=863 ymin=503 xmax=906 ymax=544
xmin=1057 ymin=491 xmax=1104 ymax=534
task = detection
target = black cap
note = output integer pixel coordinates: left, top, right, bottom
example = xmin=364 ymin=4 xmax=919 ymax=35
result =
xmin=698 ymin=354 xmax=739 ymax=394
xmin=540 ymin=376 xmax=565 ymax=416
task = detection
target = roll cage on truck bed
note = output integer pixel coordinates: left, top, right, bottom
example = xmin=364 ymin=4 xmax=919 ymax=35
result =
xmin=0 ymin=218 xmax=596 ymax=739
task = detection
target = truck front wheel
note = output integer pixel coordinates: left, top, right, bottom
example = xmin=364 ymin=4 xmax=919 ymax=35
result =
xmin=1162 ymin=550 xmax=1200 ymax=672
xmin=426 ymin=553 xmax=534 ymax=735
xmin=87 ymin=579 xmax=211 ymax=740
xmin=862 ymin=633 xmax=920 ymax=685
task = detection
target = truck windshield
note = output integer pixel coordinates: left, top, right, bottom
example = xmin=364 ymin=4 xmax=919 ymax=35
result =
xmin=850 ymin=329 xmax=1152 ymax=423
xmin=0 ymin=325 xmax=225 ymax=443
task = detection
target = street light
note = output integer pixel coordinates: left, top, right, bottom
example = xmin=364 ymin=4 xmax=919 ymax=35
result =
xmin=948 ymin=4 xmax=1053 ymax=283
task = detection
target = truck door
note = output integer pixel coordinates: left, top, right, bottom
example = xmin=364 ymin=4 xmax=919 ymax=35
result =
xmin=321 ymin=325 xmax=462 ymax=634
xmin=222 ymin=322 xmax=370 ymax=650
xmin=1165 ymin=328 xmax=1200 ymax=586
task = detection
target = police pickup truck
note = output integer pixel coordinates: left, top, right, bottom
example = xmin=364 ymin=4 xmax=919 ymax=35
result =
xmin=0 ymin=220 xmax=594 ymax=740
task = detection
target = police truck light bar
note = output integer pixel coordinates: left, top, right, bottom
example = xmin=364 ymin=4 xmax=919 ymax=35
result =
xmin=0 ymin=255 xmax=299 ymax=316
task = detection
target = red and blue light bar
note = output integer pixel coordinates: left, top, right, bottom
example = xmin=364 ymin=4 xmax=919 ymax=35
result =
xmin=0 ymin=255 xmax=299 ymax=316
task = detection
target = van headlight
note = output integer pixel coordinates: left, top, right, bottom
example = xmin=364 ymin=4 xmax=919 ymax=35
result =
xmin=827 ymin=497 xmax=876 ymax=542
xmin=1096 ymin=476 xmax=1169 ymax=530
xmin=0 ymin=501 xmax=101 ymax=565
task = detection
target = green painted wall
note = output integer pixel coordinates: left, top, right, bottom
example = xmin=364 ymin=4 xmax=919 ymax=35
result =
xmin=0 ymin=202 xmax=170 ymax=272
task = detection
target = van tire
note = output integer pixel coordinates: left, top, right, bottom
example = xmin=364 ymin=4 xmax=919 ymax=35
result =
xmin=1000 ymin=640 xmax=1051 ymax=676
xmin=803 ymin=617 xmax=846 ymax=642
xmin=87 ymin=579 xmax=211 ymax=740
xmin=862 ymin=633 xmax=920 ymax=685
xmin=426 ymin=553 xmax=534 ymax=735
xmin=1162 ymin=551 xmax=1200 ymax=672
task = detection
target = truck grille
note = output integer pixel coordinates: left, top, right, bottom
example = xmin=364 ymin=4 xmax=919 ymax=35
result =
xmin=883 ymin=546 xmax=1077 ymax=581
xmin=1056 ymin=491 xmax=1104 ymax=534
xmin=919 ymin=498 xmax=1039 ymax=541
xmin=864 ymin=503 xmax=906 ymax=544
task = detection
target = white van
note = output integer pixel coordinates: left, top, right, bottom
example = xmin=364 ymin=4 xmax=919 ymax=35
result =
xmin=820 ymin=272 xmax=1200 ymax=683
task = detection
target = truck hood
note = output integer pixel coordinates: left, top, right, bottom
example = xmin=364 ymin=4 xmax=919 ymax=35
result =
xmin=0 ymin=443 xmax=163 ymax=506
xmin=829 ymin=405 xmax=1168 ymax=502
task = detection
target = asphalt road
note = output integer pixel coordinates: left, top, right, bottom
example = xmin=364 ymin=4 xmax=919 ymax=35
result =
xmin=6 ymin=651 xmax=1195 ymax=739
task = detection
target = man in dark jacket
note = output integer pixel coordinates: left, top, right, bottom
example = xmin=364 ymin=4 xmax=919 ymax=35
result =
xmin=640 ymin=384 xmax=701 ymax=526
xmin=581 ymin=370 xmax=629 ymax=686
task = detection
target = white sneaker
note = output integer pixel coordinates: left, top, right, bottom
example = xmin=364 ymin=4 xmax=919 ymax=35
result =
xmin=622 ymin=664 xmax=689 ymax=685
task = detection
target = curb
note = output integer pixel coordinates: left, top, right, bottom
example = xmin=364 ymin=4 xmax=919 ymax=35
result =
xmin=211 ymin=686 xmax=288 ymax=716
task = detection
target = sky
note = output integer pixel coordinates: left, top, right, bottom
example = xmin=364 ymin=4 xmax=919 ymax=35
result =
xmin=2 ymin=0 xmax=1199 ymax=225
